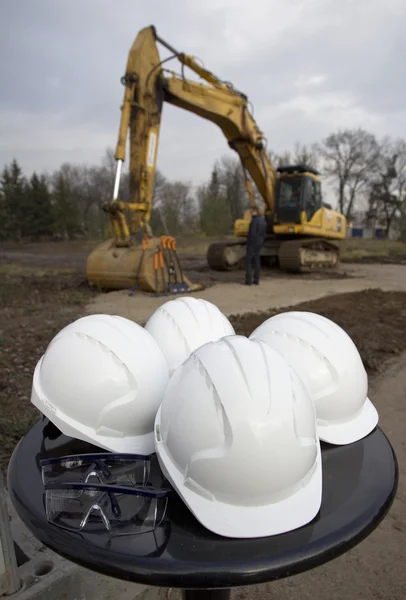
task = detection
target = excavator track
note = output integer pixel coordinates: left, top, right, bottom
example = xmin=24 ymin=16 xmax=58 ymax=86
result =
xmin=208 ymin=237 xmax=340 ymax=273
xmin=207 ymin=240 xmax=246 ymax=271
xmin=278 ymin=238 xmax=340 ymax=272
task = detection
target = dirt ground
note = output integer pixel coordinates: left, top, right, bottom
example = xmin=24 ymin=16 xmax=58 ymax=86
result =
xmin=1 ymin=240 xmax=406 ymax=599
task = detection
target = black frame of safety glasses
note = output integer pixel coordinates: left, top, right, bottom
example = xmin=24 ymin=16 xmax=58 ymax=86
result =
xmin=44 ymin=482 xmax=170 ymax=498
xmin=40 ymin=452 xmax=160 ymax=487
xmin=40 ymin=452 xmax=154 ymax=467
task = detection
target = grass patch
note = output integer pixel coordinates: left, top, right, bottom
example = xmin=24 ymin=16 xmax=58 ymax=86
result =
xmin=176 ymin=234 xmax=235 ymax=257
xmin=341 ymin=239 xmax=406 ymax=261
xmin=0 ymin=270 xmax=97 ymax=475
xmin=0 ymin=264 xmax=75 ymax=276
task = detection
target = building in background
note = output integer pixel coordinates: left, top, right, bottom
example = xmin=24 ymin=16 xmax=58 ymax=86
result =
xmin=346 ymin=211 xmax=398 ymax=240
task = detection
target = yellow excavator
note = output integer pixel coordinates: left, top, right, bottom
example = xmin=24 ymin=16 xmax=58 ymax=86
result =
xmin=86 ymin=25 xmax=346 ymax=292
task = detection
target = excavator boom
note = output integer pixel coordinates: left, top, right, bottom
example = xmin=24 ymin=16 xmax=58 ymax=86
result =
xmin=163 ymin=76 xmax=277 ymax=210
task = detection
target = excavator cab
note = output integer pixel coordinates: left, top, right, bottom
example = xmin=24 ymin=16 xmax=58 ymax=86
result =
xmin=274 ymin=165 xmax=322 ymax=225
xmin=234 ymin=164 xmax=323 ymax=238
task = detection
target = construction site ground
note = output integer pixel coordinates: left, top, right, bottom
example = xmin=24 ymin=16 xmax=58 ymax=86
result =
xmin=0 ymin=237 xmax=406 ymax=599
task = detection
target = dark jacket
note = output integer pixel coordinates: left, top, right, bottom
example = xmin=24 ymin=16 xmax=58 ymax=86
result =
xmin=247 ymin=215 xmax=267 ymax=249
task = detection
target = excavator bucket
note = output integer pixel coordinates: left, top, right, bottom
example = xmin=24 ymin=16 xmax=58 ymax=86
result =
xmin=86 ymin=236 xmax=203 ymax=294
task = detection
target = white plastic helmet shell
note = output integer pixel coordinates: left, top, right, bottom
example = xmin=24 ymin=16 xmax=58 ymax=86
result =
xmin=31 ymin=314 xmax=169 ymax=454
xmin=154 ymin=335 xmax=322 ymax=539
xmin=144 ymin=297 xmax=235 ymax=375
xmin=250 ymin=311 xmax=378 ymax=445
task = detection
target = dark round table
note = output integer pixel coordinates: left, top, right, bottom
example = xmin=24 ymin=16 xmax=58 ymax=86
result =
xmin=8 ymin=419 xmax=398 ymax=600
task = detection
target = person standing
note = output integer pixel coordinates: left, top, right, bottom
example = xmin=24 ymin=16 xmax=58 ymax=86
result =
xmin=244 ymin=207 xmax=267 ymax=285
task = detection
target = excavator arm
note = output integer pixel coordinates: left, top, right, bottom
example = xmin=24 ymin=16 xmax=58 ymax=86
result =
xmin=106 ymin=26 xmax=164 ymax=244
xmin=163 ymin=74 xmax=277 ymax=210
xmin=108 ymin=25 xmax=277 ymax=244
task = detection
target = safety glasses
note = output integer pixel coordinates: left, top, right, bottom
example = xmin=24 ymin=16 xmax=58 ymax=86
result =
xmin=44 ymin=483 xmax=169 ymax=534
xmin=40 ymin=453 xmax=161 ymax=488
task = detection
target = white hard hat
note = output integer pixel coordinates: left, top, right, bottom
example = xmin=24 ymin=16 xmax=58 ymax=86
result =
xmin=250 ymin=311 xmax=378 ymax=445
xmin=154 ymin=335 xmax=322 ymax=538
xmin=31 ymin=314 xmax=169 ymax=454
xmin=144 ymin=297 xmax=235 ymax=375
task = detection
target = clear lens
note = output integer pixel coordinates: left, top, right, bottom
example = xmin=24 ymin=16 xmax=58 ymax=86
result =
xmin=41 ymin=455 xmax=151 ymax=488
xmin=45 ymin=485 xmax=168 ymax=535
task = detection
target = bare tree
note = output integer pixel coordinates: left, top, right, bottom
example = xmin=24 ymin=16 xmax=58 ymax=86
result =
xmin=150 ymin=170 xmax=169 ymax=233
xmin=267 ymin=150 xmax=279 ymax=168
xmin=292 ymin=142 xmax=320 ymax=169
xmin=101 ymin=147 xmax=116 ymax=179
xmin=269 ymin=145 xmax=319 ymax=170
xmin=271 ymin=150 xmax=292 ymax=168
xmin=318 ymin=128 xmax=380 ymax=219
xmin=367 ymin=138 xmax=406 ymax=237
xmin=199 ymin=166 xmax=233 ymax=235
xmin=151 ymin=178 xmax=197 ymax=235
xmin=217 ymin=156 xmax=247 ymax=221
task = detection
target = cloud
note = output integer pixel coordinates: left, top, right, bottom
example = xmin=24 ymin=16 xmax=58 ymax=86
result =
xmin=294 ymin=75 xmax=327 ymax=89
xmin=0 ymin=0 xmax=405 ymax=186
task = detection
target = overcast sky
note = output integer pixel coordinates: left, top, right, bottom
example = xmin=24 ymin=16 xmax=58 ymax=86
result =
xmin=1 ymin=0 xmax=405 ymax=188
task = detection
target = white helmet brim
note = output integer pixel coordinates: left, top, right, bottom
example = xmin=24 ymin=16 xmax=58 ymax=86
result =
xmin=318 ymin=397 xmax=378 ymax=445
